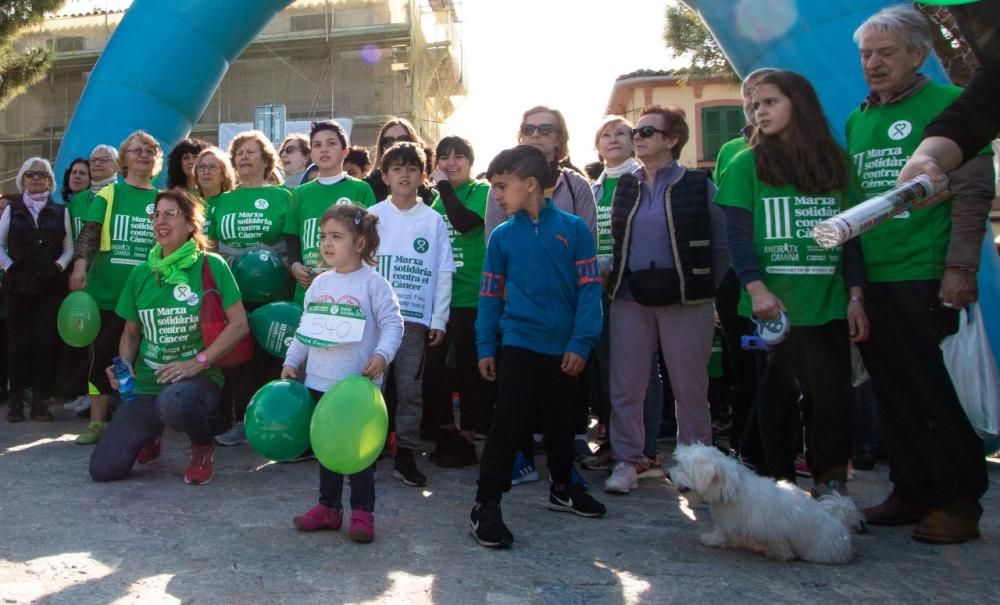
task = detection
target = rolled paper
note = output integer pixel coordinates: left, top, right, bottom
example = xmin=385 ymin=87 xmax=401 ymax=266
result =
xmin=812 ymin=175 xmax=947 ymax=249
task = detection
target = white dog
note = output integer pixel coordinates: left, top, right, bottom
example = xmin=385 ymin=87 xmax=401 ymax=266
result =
xmin=668 ymin=444 xmax=864 ymax=564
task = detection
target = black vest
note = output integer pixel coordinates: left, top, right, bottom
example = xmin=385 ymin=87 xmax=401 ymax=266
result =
xmin=607 ymin=169 xmax=715 ymax=304
xmin=6 ymin=195 xmax=66 ymax=294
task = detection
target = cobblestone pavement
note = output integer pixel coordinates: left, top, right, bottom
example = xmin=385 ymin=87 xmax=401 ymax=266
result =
xmin=1 ymin=412 xmax=997 ymax=604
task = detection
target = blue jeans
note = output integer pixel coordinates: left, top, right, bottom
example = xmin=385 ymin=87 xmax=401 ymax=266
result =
xmin=89 ymin=376 xmax=220 ymax=482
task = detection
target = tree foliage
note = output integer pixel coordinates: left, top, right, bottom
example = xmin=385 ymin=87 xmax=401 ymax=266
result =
xmin=663 ymin=3 xmax=737 ymax=81
xmin=0 ymin=0 xmax=64 ymax=110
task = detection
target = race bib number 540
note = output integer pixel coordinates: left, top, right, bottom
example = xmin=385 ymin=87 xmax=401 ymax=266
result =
xmin=295 ymin=302 xmax=366 ymax=347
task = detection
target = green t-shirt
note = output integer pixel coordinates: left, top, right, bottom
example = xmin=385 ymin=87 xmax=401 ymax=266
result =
xmin=202 ymin=193 xmax=223 ymax=238
xmin=596 ymin=175 xmax=618 ymax=259
xmin=714 ymin=136 xmax=750 ymax=184
xmin=430 ymin=179 xmax=489 ymax=308
xmin=284 ymin=176 xmax=377 ymax=302
xmin=115 ymin=252 xmax=241 ymax=395
xmin=845 ymin=82 xmax=978 ymax=282
xmin=83 ymin=182 xmax=159 ymax=311
xmin=207 ymin=186 xmax=290 ymax=248
xmin=67 ymin=189 xmax=96 ymax=240
xmin=714 ymin=149 xmax=851 ymax=326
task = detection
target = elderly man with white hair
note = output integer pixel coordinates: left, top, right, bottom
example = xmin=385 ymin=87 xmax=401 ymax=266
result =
xmin=844 ymin=4 xmax=994 ymax=545
xmin=0 ymin=157 xmax=74 ymax=422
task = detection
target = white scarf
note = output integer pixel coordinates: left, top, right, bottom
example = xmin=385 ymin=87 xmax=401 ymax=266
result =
xmin=601 ymin=157 xmax=640 ymax=179
xmin=90 ymin=175 xmax=117 ymax=193
xmin=22 ymin=191 xmax=49 ymax=222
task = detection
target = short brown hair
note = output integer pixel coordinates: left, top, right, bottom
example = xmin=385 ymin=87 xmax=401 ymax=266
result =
xmin=639 ymin=105 xmax=689 ymax=157
xmin=155 ymin=189 xmax=208 ymax=250
xmin=228 ymin=130 xmax=279 ymax=180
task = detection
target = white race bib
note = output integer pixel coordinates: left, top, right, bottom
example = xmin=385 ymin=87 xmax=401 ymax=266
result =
xmin=295 ymin=302 xmax=366 ymax=347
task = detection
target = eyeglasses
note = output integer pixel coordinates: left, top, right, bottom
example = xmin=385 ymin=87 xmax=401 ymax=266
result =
xmin=23 ymin=171 xmax=49 ymax=180
xmin=520 ymin=123 xmax=558 ymax=137
xmin=89 ymin=156 xmax=113 ymax=165
xmin=280 ymin=146 xmax=305 ymax=155
xmin=128 ymin=147 xmax=157 ymax=157
xmin=196 ymin=164 xmax=221 ymax=173
xmin=631 ymin=125 xmax=670 ymax=139
xmin=380 ymin=135 xmax=413 ymax=149
xmin=149 ymin=209 xmax=181 ymax=221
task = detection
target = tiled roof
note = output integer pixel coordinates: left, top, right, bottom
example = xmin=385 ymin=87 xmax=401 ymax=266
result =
xmin=48 ymin=0 xmax=133 ymax=18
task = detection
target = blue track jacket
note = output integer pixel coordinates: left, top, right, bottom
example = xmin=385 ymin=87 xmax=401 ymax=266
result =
xmin=476 ymin=201 xmax=602 ymax=360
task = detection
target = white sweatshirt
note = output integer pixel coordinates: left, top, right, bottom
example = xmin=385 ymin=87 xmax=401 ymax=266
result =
xmin=284 ymin=265 xmax=404 ymax=392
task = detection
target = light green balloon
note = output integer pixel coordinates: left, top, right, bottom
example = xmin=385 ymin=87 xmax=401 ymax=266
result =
xmin=245 ymin=379 xmax=315 ymax=461
xmin=57 ymin=291 xmax=101 ymax=347
xmin=310 ymin=375 xmax=388 ymax=475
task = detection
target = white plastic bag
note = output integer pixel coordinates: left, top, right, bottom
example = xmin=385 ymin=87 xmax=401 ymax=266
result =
xmin=940 ymin=303 xmax=1000 ymax=438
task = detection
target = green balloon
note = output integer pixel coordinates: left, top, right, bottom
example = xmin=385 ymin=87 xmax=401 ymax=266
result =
xmin=57 ymin=291 xmax=101 ymax=347
xmin=231 ymin=249 xmax=290 ymax=303
xmin=245 ymin=379 xmax=315 ymax=461
xmin=249 ymin=302 xmax=303 ymax=358
xmin=310 ymin=375 xmax=388 ymax=475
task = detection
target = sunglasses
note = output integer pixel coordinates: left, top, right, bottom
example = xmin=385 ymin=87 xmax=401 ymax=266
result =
xmin=280 ymin=146 xmax=305 ymax=155
xmin=520 ymin=123 xmax=558 ymax=137
xmin=149 ymin=209 xmax=181 ymax=221
xmin=631 ymin=125 xmax=670 ymax=139
xmin=23 ymin=171 xmax=49 ymax=180
xmin=380 ymin=135 xmax=413 ymax=149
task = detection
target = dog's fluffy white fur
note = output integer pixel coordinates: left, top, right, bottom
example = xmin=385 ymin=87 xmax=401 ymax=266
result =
xmin=668 ymin=444 xmax=863 ymax=564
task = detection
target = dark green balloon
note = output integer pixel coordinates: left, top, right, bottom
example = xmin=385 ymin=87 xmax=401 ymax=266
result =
xmin=245 ymin=379 xmax=315 ymax=461
xmin=57 ymin=291 xmax=101 ymax=347
xmin=249 ymin=301 xmax=303 ymax=358
xmin=231 ymin=249 xmax=290 ymax=303
xmin=310 ymin=375 xmax=388 ymax=475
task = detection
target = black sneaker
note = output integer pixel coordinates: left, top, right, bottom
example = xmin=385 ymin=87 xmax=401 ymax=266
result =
xmin=548 ymin=483 xmax=607 ymax=518
xmin=393 ymin=447 xmax=427 ymax=487
xmin=470 ymin=501 xmax=513 ymax=548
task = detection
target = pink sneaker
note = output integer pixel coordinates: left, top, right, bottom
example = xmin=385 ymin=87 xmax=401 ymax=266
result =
xmin=348 ymin=510 xmax=375 ymax=543
xmin=294 ymin=504 xmax=343 ymax=531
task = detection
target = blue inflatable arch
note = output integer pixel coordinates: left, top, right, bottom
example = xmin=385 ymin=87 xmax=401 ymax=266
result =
xmin=54 ymin=0 xmax=293 ymax=179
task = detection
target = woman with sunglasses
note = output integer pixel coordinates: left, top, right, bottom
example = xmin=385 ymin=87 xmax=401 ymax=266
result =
xmin=70 ymin=130 xmax=162 ymax=445
xmin=603 ymin=105 xmax=730 ymax=495
xmin=0 ymin=158 xmax=73 ymax=422
xmin=484 ymin=106 xmax=597 ymax=243
xmin=89 ymin=189 xmax=248 ymax=485
xmin=211 ymin=130 xmax=291 ymax=447
xmin=278 ymin=133 xmax=311 ymax=189
xmin=365 ymin=117 xmax=434 ymax=203
xmin=714 ymin=71 xmax=868 ymax=496
xmin=61 ymin=158 xmax=91 ymax=203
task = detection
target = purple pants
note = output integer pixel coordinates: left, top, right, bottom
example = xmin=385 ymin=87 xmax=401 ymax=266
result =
xmin=610 ymin=297 xmax=714 ymax=463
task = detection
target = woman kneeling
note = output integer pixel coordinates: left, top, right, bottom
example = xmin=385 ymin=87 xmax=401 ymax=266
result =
xmin=89 ymin=189 xmax=248 ymax=485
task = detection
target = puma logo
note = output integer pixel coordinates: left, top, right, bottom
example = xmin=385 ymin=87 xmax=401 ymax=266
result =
xmin=554 ymin=234 xmax=569 ymax=248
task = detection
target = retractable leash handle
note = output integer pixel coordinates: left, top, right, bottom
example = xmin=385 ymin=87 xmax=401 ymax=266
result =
xmin=731 ymin=310 xmax=790 ymax=462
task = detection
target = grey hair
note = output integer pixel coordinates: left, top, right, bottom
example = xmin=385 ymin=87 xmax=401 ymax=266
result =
xmin=89 ymin=143 xmax=119 ymax=166
xmin=15 ymin=157 xmax=56 ymax=193
xmin=741 ymin=67 xmax=780 ymax=96
xmin=853 ymin=4 xmax=932 ymax=54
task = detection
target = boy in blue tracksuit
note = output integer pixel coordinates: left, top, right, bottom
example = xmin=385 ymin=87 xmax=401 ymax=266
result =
xmin=469 ymin=145 xmax=605 ymax=549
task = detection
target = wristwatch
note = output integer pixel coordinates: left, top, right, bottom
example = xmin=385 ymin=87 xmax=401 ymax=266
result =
xmin=849 ymin=295 xmax=864 ymax=303
xmin=196 ymin=352 xmax=210 ymax=367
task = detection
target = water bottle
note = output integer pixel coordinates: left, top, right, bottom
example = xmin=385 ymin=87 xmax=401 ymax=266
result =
xmin=112 ymin=356 xmax=136 ymax=402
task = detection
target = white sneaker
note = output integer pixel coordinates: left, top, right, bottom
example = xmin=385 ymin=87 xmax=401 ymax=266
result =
xmin=215 ymin=422 xmax=248 ymax=446
xmin=604 ymin=462 xmax=638 ymax=494
xmin=64 ymin=395 xmax=91 ymax=412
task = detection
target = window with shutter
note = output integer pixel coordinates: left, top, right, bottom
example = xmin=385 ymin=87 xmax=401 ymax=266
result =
xmin=701 ymin=106 xmax=744 ymax=162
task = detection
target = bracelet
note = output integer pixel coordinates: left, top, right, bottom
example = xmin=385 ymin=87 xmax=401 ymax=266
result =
xmin=849 ymin=295 xmax=864 ymax=303
xmin=944 ymin=264 xmax=976 ymax=272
